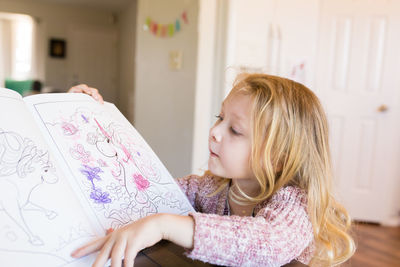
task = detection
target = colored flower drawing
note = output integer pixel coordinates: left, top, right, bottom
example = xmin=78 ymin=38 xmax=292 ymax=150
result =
xmin=133 ymin=173 xmax=149 ymax=191
xmin=97 ymin=159 xmax=108 ymax=167
xmin=70 ymin=144 xmax=91 ymax=163
xmin=61 ymin=122 xmax=78 ymax=136
xmin=90 ymin=188 xmax=112 ymax=204
xmin=80 ymin=165 xmax=103 ymax=188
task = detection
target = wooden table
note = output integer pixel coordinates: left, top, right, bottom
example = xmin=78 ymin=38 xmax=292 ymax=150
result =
xmin=134 ymin=240 xmax=212 ymax=266
xmin=132 ymin=241 xmax=307 ymax=266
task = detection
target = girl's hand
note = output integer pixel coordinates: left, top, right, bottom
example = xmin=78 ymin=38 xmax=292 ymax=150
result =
xmin=71 ymin=214 xmax=164 ymax=267
xmin=68 ymin=84 xmax=104 ymax=104
xmin=71 ymin=213 xmax=194 ymax=267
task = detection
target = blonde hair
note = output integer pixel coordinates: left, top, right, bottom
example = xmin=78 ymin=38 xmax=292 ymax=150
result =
xmin=210 ymin=73 xmax=355 ymax=265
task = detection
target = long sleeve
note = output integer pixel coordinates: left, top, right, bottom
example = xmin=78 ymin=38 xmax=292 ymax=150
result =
xmin=175 ymin=173 xmax=228 ymax=214
xmin=175 ymin=174 xmax=202 ymax=209
xmin=185 ymin=186 xmax=314 ymax=267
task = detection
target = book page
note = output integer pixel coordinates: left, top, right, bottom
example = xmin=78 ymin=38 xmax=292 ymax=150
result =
xmin=0 ymin=89 xmax=98 ymax=266
xmin=23 ymin=93 xmax=194 ymax=233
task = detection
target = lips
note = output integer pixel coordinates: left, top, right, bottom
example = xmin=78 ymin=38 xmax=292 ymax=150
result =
xmin=209 ymin=147 xmax=219 ymax=157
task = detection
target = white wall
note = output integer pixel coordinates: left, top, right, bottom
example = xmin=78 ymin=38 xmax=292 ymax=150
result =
xmin=135 ymin=0 xmax=198 ymax=178
xmin=0 ymin=0 xmax=116 ymax=91
xmin=117 ymin=0 xmax=137 ymax=122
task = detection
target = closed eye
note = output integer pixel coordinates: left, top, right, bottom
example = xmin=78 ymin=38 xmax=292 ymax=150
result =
xmin=230 ymin=127 xmax=240 ymax=135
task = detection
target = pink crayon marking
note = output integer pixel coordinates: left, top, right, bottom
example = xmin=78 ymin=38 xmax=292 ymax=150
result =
xmin=97 ymin=159 xmax=108 ymax=167
xmin=111 ymin=169 xmax=120 ymax=178
xmin=62 ymin=122 xmax=78 ymax=136
xmin=94 ymin=118 xmax=112 ymax=140
xmin=119 ymin=142 xmax=133 ymax=163
xmin=94 ymin=118 xmax=134 ymax=164
xmin=76 ymin=144 xmax=90 ymax=163
xmin=133 ymin=173 xmax=149 ymax=191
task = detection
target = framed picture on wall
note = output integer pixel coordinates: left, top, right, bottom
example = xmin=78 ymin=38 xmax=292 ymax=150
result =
xmin=49 ymin=38 xmax=66 ymax=58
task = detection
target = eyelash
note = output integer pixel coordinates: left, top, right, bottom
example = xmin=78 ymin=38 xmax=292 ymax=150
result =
xmin=215 ymin=115 xmax=223 ymax=121
xmin=215 ymin=115 xmax=240 ymax=135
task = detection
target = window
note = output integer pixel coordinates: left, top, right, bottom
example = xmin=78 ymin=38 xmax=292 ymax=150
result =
xmin=12 ymin=16 xmax=34 ymax=80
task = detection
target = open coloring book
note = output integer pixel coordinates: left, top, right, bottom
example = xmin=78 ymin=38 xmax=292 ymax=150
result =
xmin=0 ymin=88 xmax=194 ymax=266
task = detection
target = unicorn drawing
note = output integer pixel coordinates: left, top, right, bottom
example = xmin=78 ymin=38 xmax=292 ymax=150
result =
xmin=0 ymin=130 xmax=58 ymax=246
xmin=90 ymin=119 xmax=159 ymax=215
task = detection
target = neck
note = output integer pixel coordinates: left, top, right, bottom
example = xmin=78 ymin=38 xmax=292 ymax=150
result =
xmin=227 ymin=191 xmax=257 ymax=216
xmin=231 ymin=178 xmax=260 ymax=199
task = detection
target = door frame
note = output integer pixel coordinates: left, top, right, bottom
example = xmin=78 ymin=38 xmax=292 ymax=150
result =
xmin=191 ymin=0 xmax=231 ymax=174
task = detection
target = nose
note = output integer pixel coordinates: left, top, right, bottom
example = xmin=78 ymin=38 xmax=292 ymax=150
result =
xmin=210 ymin=124 xmax=222 ymax=143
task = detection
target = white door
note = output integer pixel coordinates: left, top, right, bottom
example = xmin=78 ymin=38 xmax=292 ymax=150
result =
xmin=222 ymin=0 xmax=320 ymax=93
xmin=315 ymin=0 xmax=400 ymax=225
xmin=68 ymin=25 xmax=118 ymax=103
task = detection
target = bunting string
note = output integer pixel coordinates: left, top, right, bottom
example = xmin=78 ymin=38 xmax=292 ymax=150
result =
xmin=143 ymin=10 xmax=189 ymax=38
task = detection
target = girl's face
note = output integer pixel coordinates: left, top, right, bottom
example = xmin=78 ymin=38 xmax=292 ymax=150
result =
xmin=208 ymin=93 xmax=255 ymax=181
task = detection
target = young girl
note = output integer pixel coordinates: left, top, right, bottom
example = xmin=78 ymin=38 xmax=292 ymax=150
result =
xmin=69 ymin=74 xmax=355 ymax=267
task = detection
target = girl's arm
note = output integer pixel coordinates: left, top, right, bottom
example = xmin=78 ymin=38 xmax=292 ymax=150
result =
xmin=186 ymin=186 xmax=314 ymax=266
xmin=160 ymin=213 xmax=195 ymax=248
xmin=71 ymin=213 xmax=194 ymax=267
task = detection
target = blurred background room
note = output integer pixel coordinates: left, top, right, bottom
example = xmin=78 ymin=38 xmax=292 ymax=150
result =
xmin=0 ymin=0 xmax=399 ymax=265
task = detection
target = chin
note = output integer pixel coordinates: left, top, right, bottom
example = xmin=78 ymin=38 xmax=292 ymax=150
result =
xmin=208 ymin=163 xmax=223 ymax=178
xmin=207 ymin=159 xmax=216 ymax=174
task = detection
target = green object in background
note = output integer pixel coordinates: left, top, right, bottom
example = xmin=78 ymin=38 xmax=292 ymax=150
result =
xmin=4 ymin=79 xmax=34 ymax=96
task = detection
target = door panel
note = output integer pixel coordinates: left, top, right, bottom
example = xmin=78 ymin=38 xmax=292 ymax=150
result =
xmin=316 ymin=0 xmax=400 ymax=224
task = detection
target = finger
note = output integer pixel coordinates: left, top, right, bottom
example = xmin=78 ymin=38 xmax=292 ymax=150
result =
xmin=68 ymin=84 xmax=88 ymax=93
xmin=68 ymin=86 xmax=83 ymax=93
xmin=93 ymin=237 xmax=115 ymax=267
xmin=93 ymin=93 xmax=104 ymax=104
xmin=111 ymin=238 xmax=126 ymax=267
xmin=81 ymin=85 xmax=94 ymax=96
xmin=123 ymin=242 xmax=139 ymax=267
xmin=76 ymin=84 xmax=89 ymax=93
xmin=71 ymin=236 xmax=107 ymax=258
xmin=89 ymin=87 xmax=104 ymax=104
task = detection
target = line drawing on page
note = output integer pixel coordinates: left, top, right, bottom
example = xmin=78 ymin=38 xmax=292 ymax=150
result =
xmin=34 ymin=103 xmax=192 ymax=230
xmin=0 ymin=129 xmax=58 ymax=246
xmin=0 ymin=94 xmax=99 ymax=266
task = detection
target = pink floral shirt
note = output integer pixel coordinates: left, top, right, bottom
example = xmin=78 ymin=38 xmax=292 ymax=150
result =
xmin=176 ymin=173 xmax=315 ymax=267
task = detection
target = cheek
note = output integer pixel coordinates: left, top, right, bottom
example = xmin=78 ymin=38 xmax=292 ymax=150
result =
xmin=223 ymin=142 xmax=252 ymax=176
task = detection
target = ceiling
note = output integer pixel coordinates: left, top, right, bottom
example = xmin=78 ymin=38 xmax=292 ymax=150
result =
xmin=17 ymin=0 xmax=133 ymax=12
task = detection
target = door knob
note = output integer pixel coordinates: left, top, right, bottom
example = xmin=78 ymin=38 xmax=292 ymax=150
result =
xmin=377 ymin=104 xmax=388 ymax=112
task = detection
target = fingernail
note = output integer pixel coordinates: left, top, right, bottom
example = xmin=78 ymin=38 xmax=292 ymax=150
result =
xmin=70 ymin=249 xmax=78 ymax=257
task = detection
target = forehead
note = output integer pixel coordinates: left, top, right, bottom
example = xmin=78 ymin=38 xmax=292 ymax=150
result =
xmin=222 ymin=93 xmax=253 ymax=121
